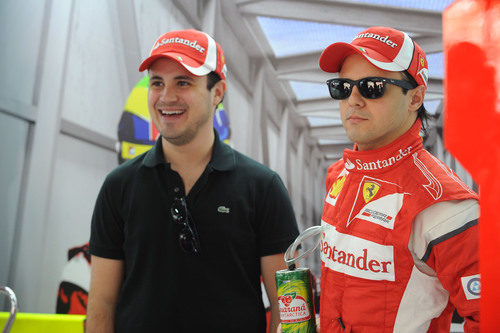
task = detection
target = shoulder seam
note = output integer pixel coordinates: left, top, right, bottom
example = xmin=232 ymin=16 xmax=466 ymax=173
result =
xmin=421 ymin=218 xmax=478 ymax=262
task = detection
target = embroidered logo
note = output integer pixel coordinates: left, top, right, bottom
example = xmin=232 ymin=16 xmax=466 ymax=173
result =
xmin=353 ymin=147 xmax=412 ymax=171
xmin=329 ymin=175 xmax=346 ymax=199
xmin=325 ymin=170 xmax=349 ymax=207
xmin=419 ymin=55 xmax=425 ymax=67
xmin=320 ymin=222 xmax=395 ymax=281
xmin=461 ymin=274 xmax=480 ymax=300
xmin=153 ymin=37 xmax=206 ymax=53
xmin=413 ymin=153 xmax=443 ymax=200
xmin=347 ymin=176 xmax=406 ymax=229
xmin=217 ymin=206 xmax=230 ymax=213
xmin=417 ymin=68 xmax=429 ymax=86
xmin=363 ymin=181 xmax=380 ymax=203
xmin=353 ymin=33 xmax=398 ymax=48
xmin=344 ymin=158 xmax=355 ymax=170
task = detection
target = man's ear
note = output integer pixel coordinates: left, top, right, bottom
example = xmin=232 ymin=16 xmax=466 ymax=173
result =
xmin=409 ymin=85 xmax=425 ymax=112
xmin=212 ymin=80 xmax=227 ymax=106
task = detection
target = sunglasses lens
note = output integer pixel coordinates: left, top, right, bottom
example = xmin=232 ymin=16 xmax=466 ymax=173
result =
xmin=179 ymin=228 xmax=199 ymax=254
xmin=359 ymin=78 xmax=385 ymax=99
xmin=329 ymin=79 xmax=351 ymax=100
xmin=171 ymin=197 xmax=200 ymax=254
xmin=170 ymin=200 xmax=185 ymax=224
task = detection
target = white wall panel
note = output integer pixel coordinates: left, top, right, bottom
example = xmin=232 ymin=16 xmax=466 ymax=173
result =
xmin=134 ymin=0 xmax=190 ymax=60
xmin=9 ymin=0 xmax=75 ymax=313
xmin=60 ymin=0 xmax=127 ymax=140
xmin=303 ymin=162 xmax=312 ymax=222
xmin=0 ymin=114 xmax=30 ymax=286
xmin=225 ymin=76 xmax=252 ymax=154
xmin=218 ymin=16 xmax=252 ymax=88
xmin=289 ymin=147 xmax=298 ymax=210
xmin=37 ymin=133 xmax=116 ymax=312
xmin=0 ymin=0 xmax=44 ymax=105
xmin=267 ymin=120 xmax=279 ymax=172
xmin=263 ymin=84 xmax=280 ymax=127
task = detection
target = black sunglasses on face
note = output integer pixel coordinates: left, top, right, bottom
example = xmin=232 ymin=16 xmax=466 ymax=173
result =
xmin=326 ymin=76 xmax=417 ymax=100
xmin=170 ymin=197 xmax=201 ymax=255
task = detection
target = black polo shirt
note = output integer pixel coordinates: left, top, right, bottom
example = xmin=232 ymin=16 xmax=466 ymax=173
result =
xmin=90 ymin=131 xmax=299 ymax=332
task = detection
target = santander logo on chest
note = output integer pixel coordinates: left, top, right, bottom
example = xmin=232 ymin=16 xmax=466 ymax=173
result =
xmin=320 ymin=222 xmax=395 ymax=281
xmin=345 ymin=146 xmax=412 ymax=171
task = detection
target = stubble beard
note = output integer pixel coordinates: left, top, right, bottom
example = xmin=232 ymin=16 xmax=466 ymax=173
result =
xmin=342 ymin=108 xmax=371 ymax=146
xmin=162 ymin=107 xmax=212 ymax=146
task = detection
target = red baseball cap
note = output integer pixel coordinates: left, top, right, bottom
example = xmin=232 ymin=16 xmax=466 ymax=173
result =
xmin=139 ymin=29 xmax=227 ymax=80
xmin=319 ymin=26 xmax=428 ymax=87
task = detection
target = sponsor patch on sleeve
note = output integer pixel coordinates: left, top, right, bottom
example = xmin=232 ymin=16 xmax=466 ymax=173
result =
xmin=461 ymin=274 xmax=480 ymax=300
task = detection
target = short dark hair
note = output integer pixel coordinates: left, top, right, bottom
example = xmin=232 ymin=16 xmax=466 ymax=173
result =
xmin=206 ymin=71 xmax=224 ymax=104
xmin=401 ymin=71 xmax=430 ymax=135
xmin=207 ymin=71 xmax=221 ymax=90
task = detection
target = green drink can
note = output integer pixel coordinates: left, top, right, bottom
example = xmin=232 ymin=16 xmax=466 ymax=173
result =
xmin=276 ymin=267 xmax=316 ymax=333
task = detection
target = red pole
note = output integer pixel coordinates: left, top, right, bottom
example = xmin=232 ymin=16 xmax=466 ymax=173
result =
xmin=443 ymin=1 xmax=500 ymax=331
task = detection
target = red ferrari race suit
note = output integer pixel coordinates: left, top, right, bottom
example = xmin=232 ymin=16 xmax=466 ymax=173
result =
xmin=319 ymin=119 xmax=479 ymax=332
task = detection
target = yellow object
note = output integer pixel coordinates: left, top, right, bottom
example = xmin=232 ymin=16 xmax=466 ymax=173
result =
xmin=123 ymin=76 xmax=150 ymax=120
xmin=328 ymin=175 xmax=346 ymax=199
xmin=0 ymin=312 xmax=85 ymax=333
xmin=121 ymin=140 xmax=154 ymax=160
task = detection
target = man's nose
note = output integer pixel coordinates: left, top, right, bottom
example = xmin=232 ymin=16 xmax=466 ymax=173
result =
xmin=347 ymin=85 xmax=365 ymax=107
xmin=160 ymin=85 xmax=177 ymax=102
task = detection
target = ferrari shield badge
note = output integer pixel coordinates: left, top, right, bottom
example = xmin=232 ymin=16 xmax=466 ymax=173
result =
xmin=363 ymin=181 xmax=380 ymax=203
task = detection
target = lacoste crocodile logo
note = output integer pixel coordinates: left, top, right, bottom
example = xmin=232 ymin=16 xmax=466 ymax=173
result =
xmin=217 ymin=206 xmax=230 ymax=213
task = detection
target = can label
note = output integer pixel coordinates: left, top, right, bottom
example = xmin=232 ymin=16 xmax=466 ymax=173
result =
xmin=278 ymin=291 xmax=311 ymax=323
xmin=276 ymin=268 xmax=316 ymax=333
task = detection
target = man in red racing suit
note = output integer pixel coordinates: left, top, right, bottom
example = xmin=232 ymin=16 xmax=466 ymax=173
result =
xmin=317 ymin=26 xmax=479 ymax=332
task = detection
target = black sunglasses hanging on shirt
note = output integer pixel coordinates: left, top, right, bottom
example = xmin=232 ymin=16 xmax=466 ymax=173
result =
xmin=170 ymin=197 xmax=201 ymax=255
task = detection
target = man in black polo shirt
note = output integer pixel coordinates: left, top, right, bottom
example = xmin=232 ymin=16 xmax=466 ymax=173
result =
xmin=86 ymin=29 xmax=299 ymax=333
